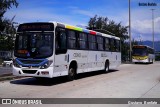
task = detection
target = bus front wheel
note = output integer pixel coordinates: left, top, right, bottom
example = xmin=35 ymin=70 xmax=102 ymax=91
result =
xmin=68 ymin=67 xmax=76 ymax=81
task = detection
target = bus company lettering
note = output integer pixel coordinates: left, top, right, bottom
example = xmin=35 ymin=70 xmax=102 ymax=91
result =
xmin=73 ymin=53 xmax=81 ymax=57
xmin=101 ymin=53 xmax=107 ymax=57
xmin=82 ymin=55 xmax=87 ymax=58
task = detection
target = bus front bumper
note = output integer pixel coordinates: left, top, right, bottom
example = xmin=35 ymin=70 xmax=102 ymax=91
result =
xmin=132 ymin=59 xmax=148 ymax=63
xmin=12 ymin=66 xmax=53 ymax=78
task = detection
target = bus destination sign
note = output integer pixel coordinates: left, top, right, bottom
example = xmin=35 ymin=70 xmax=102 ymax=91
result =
xmin=133 ymin=46 xmax=145 ymax=49
xmin=17 ymin=23 xmax=54 ymax=32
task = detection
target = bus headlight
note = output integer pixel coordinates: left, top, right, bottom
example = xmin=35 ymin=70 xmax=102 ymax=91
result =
xmin=40 ymin=60 xmax=53 ymax=69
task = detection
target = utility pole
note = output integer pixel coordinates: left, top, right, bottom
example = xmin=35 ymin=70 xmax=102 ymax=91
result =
xmin=151 ymin=9 xmax=155 ymax=50
xmin=129 ymin=0 xmax=132 ymax=62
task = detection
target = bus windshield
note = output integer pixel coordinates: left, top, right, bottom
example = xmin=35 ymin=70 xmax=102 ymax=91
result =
xmin=132 ymin=48 xmax=147 ymax=56
xmin=14 ymin=32 xmax=53 ymax=58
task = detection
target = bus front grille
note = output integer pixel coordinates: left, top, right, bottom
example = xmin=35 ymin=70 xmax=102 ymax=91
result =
xmin=22 ymin=70 xmax=37 ymax=74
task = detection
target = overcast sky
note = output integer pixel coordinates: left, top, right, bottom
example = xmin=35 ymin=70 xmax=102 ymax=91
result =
xmin=4 ymin=0 xmax=160 ymax=41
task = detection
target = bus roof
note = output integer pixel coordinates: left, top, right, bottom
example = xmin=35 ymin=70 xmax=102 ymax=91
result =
xmin=17 ymin=21 xmax=120 ymax=40
xmin=54 ymin=22 xmax=120 ymax=40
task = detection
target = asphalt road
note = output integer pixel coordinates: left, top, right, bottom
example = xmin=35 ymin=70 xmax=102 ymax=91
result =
xmin=0 ymin=62 xmax=160 ymax=107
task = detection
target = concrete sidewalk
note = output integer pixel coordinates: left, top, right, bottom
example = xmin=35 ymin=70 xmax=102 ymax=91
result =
xmin=0 ymin=66 xmax=12 ymax=75
xmin=0 ymin=66 xmax=14 ymax=81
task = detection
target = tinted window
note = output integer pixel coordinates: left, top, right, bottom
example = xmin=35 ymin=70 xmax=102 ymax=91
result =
xmin=55 ymin=27 xmax=67 ymax=54
xmin=78 ymin=33 xmax=87 ymax=49
xmin=88 ymin=34 xmax=97 ymax=50
xmin=132 ymin=48 xmax=147 ymax=56
xmin=115 ymin=40 xmax=120 ymax=52
xmin=104 ymin=38 xmax=110 ymax=51
xmin=97 ymin=36 xmax=104 ymax=51
xmin=15 ymin=33 xmax=53 ymax=58
xmin=68 ymin=30 xmax=76 ymax=49
xmin=110 ymin=38 xmax=115 ymax=51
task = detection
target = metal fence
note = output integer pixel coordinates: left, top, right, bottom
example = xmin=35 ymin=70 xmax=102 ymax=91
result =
xmin=0 ymin=51 xmax=12 ymax=59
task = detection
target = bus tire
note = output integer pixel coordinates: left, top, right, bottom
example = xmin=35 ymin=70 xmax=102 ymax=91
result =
xmin=68 ymin=66 xmax=76 ymax=81
xmin=104 ymin=61 xmax=109 ymax=72
xmin=148 ymin=59 xmax=150 ymax=64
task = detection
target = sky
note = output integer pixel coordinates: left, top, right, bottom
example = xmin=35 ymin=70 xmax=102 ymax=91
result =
xmin=4 ymin=0 xmax=160 ymax=41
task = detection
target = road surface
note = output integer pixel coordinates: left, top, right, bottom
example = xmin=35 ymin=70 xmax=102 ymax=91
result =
xmin=0 ymin=62 xmax=160 ymax=107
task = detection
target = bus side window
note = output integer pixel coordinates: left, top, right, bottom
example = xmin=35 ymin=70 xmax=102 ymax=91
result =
xmin=97 ymin=36 xmax=104 ymax=51
xmin=104 ymin=38 xmax=110 ymax=51
xmin=110 ymin=38 xmax=115 ymax=51
xmin=88 ymin=34 xmax=97 ymax=50
xmin=115 ymin=40 xmax=120 ymax=52
xmin=78 ymin=32 xmax=88 ymax=49
xmin=55 ymin=27 xmax=67 ymax=54
xmin=67 ymin=30 xmax=77 ymax=49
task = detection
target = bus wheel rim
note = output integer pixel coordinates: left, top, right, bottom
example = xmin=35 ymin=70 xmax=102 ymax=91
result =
xmin=69 ymin=68 xmax=75 ymax=79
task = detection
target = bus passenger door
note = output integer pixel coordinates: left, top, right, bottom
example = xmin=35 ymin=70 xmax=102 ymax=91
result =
xmin=109 ymin=38 xmax=121 ymax=69
xmin=54 ymin=27 xmax=68 ymax=76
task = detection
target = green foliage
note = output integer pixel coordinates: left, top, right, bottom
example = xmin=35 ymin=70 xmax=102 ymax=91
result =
xmin=155 ymin=52 xmax=160 ymax=61
xmin=0 ymin=0 xmax=18 ymax=18
xmin=0 ymin=0 xmax=18 ymax=51
xmin=88 ymin=15 xmax=129 ymax=41
xmin=155 ymin=55 xmax=160 ymax=61
xmin=88 ymin=15 xmax=129 ymax=61
xmin=132 ymin=39 xmax=138 ymax=46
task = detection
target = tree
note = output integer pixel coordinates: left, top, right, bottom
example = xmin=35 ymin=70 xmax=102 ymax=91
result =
xmin=132 ymin=39 xmax=138 ymax=46
xmin=0 ymin=0 xmax=18 ymax=51
xmin=0 ymin=0 xmax=18 ymax=17
xmin=155 ymin=53 xmax=160 ymax=61
xmin=88 ymin=15 xmax=129 ymax=61
xmin=88 ymin=15 xmax=129 ymax=41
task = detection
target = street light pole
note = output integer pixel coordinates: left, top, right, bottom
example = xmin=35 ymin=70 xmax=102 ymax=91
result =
xmin=129 ymin=0 xmax=132 ymax=62
xmin=151 ymin=9 xmax=155 ymax=50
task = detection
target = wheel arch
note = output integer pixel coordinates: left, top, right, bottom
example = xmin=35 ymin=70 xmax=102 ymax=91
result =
xmin=104 ymin=59 xmax=110 ymax=71
xmin=105 ymin=58 xmax=110 ymax=66
xmin=69 ymin=60 xmax=78 ymax=73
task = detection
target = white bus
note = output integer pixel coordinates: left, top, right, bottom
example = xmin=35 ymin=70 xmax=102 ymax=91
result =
xmin=13 ymin=22 xmax=121 ymax=80
xmin=132 ymin=45 xmax=155 ymax=64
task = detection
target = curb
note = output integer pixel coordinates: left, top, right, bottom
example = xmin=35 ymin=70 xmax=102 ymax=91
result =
xmin=0 ymin=73 xmax=12 ymax=77
xmin=0 ymin=73 xmax=23 ymax=82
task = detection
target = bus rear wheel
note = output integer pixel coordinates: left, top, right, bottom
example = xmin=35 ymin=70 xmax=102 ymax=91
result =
xmin=104 ymin=61 xmax=109 ymax=72
xmin=151 ymin=59 xmax=153 ymax=64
